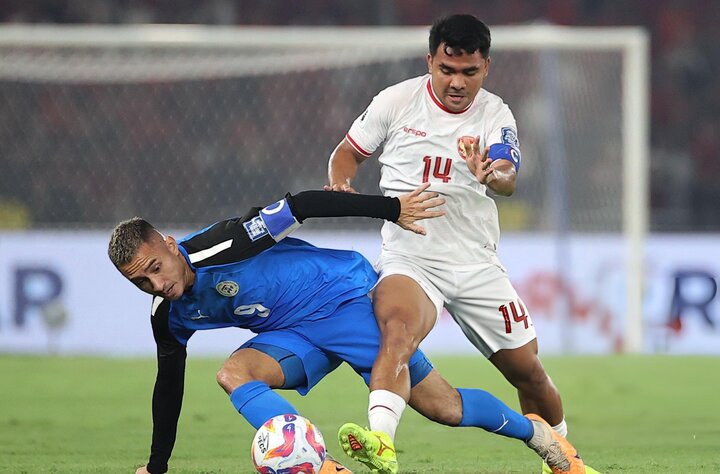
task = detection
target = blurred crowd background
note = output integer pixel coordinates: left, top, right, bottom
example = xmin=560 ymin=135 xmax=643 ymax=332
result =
xmin=0 ymin=0 xmax=717 ymax=232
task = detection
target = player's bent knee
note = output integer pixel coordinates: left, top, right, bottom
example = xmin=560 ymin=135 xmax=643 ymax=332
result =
xmin=216 ymin=366 xmax=235 ymax=393
xmin=216 ymin=359 xmax=255 ymax=393
xmin=381 ymin=318 xmax=423 ymax=353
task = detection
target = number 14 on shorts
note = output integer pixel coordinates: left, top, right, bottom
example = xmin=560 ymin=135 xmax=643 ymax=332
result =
xmin=499 ymin=300 xmax=530 ymax=333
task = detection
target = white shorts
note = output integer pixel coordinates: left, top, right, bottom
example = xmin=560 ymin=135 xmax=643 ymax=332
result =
xmin=375 ymin=251 xmax=537 ymax=358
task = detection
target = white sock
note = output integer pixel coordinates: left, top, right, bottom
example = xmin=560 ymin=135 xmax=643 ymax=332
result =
xmin=368 ymin=389 xmax=407 ymax=441
xmin=552 ymin=418 xmax=568 ymax=438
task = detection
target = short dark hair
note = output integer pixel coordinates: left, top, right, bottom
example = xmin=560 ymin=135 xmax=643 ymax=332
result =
xmin=108 ymin=217 xmax=156 ymax=268
xmin=429 ymin=14 xmax=491 ymax=58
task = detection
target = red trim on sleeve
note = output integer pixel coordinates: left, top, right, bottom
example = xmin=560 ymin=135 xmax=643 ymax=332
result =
xmin=346 ymin=134 xmax=372 ymax=157
xmin=426 ymin=78 xmax=472 ymax=115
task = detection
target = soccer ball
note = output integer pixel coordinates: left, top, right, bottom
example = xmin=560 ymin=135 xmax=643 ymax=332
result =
xmin=251 ymin=414 xmax=326 ymax=474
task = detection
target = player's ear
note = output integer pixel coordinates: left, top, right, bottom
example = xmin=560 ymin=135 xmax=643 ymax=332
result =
xmin=484 ymin=57 xmax=491 ymax=77
xmin=426 ymin=53 xmax=433 ymax=73
xmin=165 ymin=235 xmax=179 ymax=254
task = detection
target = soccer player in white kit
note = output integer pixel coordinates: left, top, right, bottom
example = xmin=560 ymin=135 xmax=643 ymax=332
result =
xmin=327 ymin=15 xmax=588 ymax=474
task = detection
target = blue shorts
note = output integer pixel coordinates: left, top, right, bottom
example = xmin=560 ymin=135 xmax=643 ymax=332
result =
xmin=240 ymin=296 xmax=433 ymax=395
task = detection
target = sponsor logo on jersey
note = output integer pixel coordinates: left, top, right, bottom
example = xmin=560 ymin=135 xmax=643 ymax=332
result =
xmin=403 ymin=126 xmax=427 ymax=137
xmin=501 ymin=127 xmax=520 ymax=150
xmin=243 ymin=215 xmax=269 ymax=241
xmin=216 ymin=281 xmax=239 ymax=297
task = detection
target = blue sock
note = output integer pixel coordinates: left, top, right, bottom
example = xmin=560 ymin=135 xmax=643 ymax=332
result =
xmin=229 ymin=381 xmax=299 ymax=430
xmin=457 ymin=388 xmax=534 ymax=441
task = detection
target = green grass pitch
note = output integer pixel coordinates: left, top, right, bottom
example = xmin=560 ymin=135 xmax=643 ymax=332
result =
xmin=1 ymin=355 xmax=718 ymax=473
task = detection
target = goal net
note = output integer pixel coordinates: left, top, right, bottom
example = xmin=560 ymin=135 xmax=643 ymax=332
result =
xmin=0 ymin=24 xmax=648 ymax=353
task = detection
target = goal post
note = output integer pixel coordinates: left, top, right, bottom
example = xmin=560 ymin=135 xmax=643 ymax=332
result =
xmin=0 ymin=24 xmax=650 ymax=353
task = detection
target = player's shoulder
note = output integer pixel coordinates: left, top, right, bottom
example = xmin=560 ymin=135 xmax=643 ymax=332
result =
xmin=179 ymin=217 xmax=237 ymax=247
xmin=150 ymin=296 xmax=189 ymax=348
xmin=475 ymin=88 xmax=513 ymax=115
xmin=151 ymin=295 xmax=170 ymax=319
xmin=150 ymin=295 xmax=171 ymax=335
xmin=179 ymin=210 xmax=259 ymax=253
xmin=375 ymin=75 xmax=426 ymax=104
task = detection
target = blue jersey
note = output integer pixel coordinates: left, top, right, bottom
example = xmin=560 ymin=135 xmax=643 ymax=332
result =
xmin=151 ymin=196 xmax=380 ymax=347
xmin=166 ymin=237 xmax=377 ymax=344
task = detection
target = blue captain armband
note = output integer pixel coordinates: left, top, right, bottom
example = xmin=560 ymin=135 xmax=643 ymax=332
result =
xmin=259 ymin=199 xmax=301 ymax=241
xmin=488 ymin=143 xmax=521 ymax=171
xmin=488 ymin=127 xmax=521 ymax=171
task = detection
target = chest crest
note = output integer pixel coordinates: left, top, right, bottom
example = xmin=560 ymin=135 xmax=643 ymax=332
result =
xmin=216 ymin=281 xmax=239 ymax=297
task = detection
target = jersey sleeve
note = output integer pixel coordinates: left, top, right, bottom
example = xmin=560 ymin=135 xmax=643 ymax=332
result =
xmin=253 ymin=191 xmax=401 ymax=241
xmin=345 ymin=86 xmax=399 ymax=157
xmin=485 ymin=105 xmax=522 ymax=171
xmin=179 ymin=208 xmax=277 ymax=268
xmin=287 ymin=191 xmax=400 ymax=223
xmin=180 ymin=193 xmax=401 ymax=267
xmin=146 ymin=297 xmax=189 ymax=474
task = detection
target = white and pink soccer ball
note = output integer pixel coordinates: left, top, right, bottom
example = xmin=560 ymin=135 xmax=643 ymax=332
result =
xmin=251 ymin=414 xmax=326 ymax=474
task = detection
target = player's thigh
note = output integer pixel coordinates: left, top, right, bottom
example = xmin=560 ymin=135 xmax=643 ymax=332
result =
xmin=374 ymin=253 xmax=444 ymax=329
xmin=373 ymin=275 xmax=438 ymax=340
xmin=239 ymin=330 xmax=340 ymax=395
xmin=447 ymin=263 xmax=536 ymax=358
xmin=297 ymin=296 xmax=433 ymax=387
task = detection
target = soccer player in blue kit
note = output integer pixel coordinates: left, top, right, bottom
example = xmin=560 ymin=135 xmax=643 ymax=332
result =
xmin=109 ymin=185 xmax=583 ymax=474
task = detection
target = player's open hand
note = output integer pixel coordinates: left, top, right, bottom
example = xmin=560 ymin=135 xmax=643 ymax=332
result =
xmin=323 ymin=183 xmax=358 ymax=193
xmin=458 ymin=136 xmax=496 ymax=185
xmin=396 ymin=183 xmax=445 ymax=235
xmin=135 ymin=466 xmax=151 ymax=474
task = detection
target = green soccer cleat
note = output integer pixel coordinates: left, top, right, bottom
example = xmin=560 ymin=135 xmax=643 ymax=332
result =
xmin=338 ymin=423 xmax=397 ymax=474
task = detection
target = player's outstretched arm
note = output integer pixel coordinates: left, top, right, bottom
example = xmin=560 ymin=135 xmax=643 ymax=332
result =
xmin=135 ymin=466 xmax=151 ymax=474
xmin=289 ymin=184 xmax=444 ymax=235
xmin=395 ymin=183 xmax=446 ymax=235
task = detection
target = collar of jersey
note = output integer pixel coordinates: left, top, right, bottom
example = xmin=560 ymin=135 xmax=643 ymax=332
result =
xmin=426 ymin=78 xmax=474 ymax=115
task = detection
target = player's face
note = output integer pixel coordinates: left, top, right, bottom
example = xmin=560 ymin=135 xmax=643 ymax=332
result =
xmin=120 ymin=235 xmax=191 ymax=301
xmin=427 ymin=43 xmax=490 ymax=112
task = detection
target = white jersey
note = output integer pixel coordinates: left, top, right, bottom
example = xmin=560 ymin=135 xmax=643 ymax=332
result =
xmin=346 ymin=74 xmax=520 ymax=266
